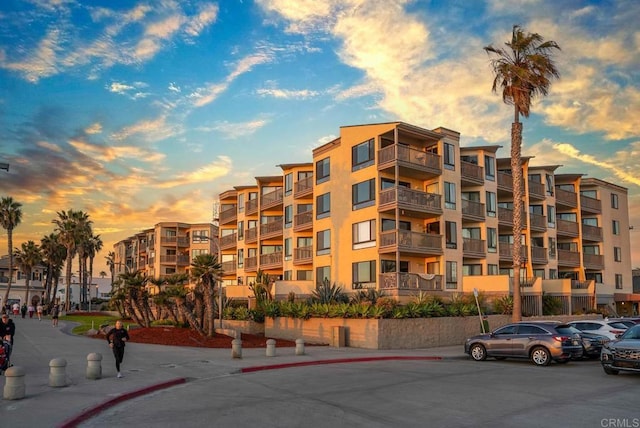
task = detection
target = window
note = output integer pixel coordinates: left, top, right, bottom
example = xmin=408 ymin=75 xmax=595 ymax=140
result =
xmin=446 ymin=261 xmax=457 ymax=289
xmin=487 ymin=228 xmax=497 ymax=253
xmin=545 ymin=174 xmax=554 ymax=195
xmin=381 ymin=177 xmax=410 ymax=189
xmin=284 ymin=270 xmax=292 ymax=280
xmin=549 ymin=269 xmax=557 ymax=279
xmin=192 ymin=249 xmax=208 ymax=258
xmin=463 ymin=264 xmax=482 ymax=276
xmin=547 ymin=205 xmax=556 ymax=228
xmin=462 ymin=227 xmax=481 ymax=239
xmin=583 ymin=245 xmax=600 ymax=255
xmin=381 ymin=260 xmax=409 ymax=273
xmin=353 ymin=220 xmax=376 ymax=249
xmin=583 ymin=217 xmax=598 ymax=227
xmin=533 ymin=269 xmax=545 ymax=279
xmin=316 ymin=266 xmax=330 ymax=287
xmin=444 ymin=143 xmax=455 ymax=170
xmin=445 ymin=221 xmax=457 ymax=249
xmin=352 ymin=261 xmax=376 ymax=288
xmin=316 ymin=158 xmax=330 ymax=184
xmin=237 ymin=221 xmax=244 ymax=241
xmin=612 ymin=220 xmax=620 ymax=235
xmin=444 ymin=182 xmax=456 ymax=209
xmin=237 ymin=249 xmax=244 ymax=268
xmin=382 ymin=219 xmax=411 ymax=231
xmin=285 ymin=173 xmax=293 ymax=196
xmin=615 ymin=274 xmax=623 ymax=289
xmin=614 ymin=247 xmax=622 ymax=262
xmin=316 ymin=193 xmax=330 ymax=219
xmin=611 ymin=193 xmax=619 ymax=209
xmin=352 ymin=139 xmax=375 ymax=171
xmin=487 ymin=264 xmax=499 ymax=275
xmin=317 ymin=230 xmax=331 ymax=255
xmin=238 ymin=193 xmax=245 ymax=213
xmin=352 ymin=179 xmax=375 ymax=209
xmin=284 ymin=238 xmax=292 ymax=261
xmin=484 ymin=155 xmax=495 ymax=180
xmin=486 ymin=192 xmax=496 ymax=217
xmin=284 ymin=205 xmax=293 ymax=228
xmin=548 ymin=237 xmax=557 ymax=259
xmin=297 ymin=270 xmax=312 ymax=281
xmin=192 ymin=230 xmax=209 ymax=243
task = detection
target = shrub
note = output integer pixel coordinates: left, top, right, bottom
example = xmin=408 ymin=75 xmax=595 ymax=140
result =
xmin=311 ymin=280 xmax=349 ymax=304
xmin=233 ymin=306 xmax=251 ymax=321
xmin=494 ymin=295 xmax=513 ymax=315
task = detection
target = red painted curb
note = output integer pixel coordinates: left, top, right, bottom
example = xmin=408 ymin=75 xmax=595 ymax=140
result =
xmin=241 ymin=356 xmax=443 ymax=373
xmin=57 ymin=377 xmax=187 ymax=428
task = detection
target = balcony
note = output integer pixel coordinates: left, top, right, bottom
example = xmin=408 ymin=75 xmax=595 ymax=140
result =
xmin=160 ymin=236 xmax=190 ymax=247
xmin=379 ymin=187 xmax=442 ymax=219
xmin=527 ymin=180 xmax=545 ymax=200
xmin=245 ymin=198 xmax=258 ymax=216
xmin=294 ymin=176 xmax=313 ymax=199
xmin=461 ymin=199 xmax=485 ymax=222
xmin=379 ymin=272 xmax=443 ymax=291
xmin=219 ymin=232 xmax=237 ymax=250
xmin=497 ymin=171 xmax=513 ymax=193
xmin=557 ymin=249 xmax=581 ymax=267
xmin=499 ymin=243 xmax=528 ymax=262
xmin=529 ymin=212 xmax=547 ymax=232
xmin=556 ymin=219 xmax=579 ymax=237
xmin=498 ymin=207 xmax=527 ymax=228
xmin=583 ymin=253 xmax=604 ymax=270
xmin=460 ymin=161 xmax=484 ymax=185
xmin=530 ymin=246 xmax=548 ymax=264
xmin=219 ymin=204 xmax=237 ymax=225
xmin=221 ymin=259 xmax=236 ymax=275
xmin=159 ymin=254 xmax=190 ymax=266
xmin=581 ymin=224 xmax=603 ymax=242
xmin=293 ymin=246 xmax=312 ymax=265
xmin=245 ymin=227 xmax=258 ymax=244
xmin=260 ymin=251 xmax=283 ymax=269
xmin=245 ymin=256 xmax=257 ymax=272
xmin=580 ymin=194 xmax=601 ymax=214
xmin=555 ymin=188 xmax=577 ymax=208
xmin=260 ymin=219 xmax=283 ymax=240
xmin=261 ymin=188 xmax=283 ymax=211
xmin=379 ymin=230 xmax=443 ymax=257
xmin=293 ymin=210 xmax=313 ymax=232
xmin=463 ymin=238 xmax=486 ymax=258
xmin=377 ymin=144 xmax=441 ymax=180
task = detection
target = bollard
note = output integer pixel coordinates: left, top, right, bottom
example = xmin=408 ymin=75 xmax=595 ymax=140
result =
xmin=295 ymin=338 xmax=305 ymax=356
xmin=231 ymin=339 xmax=242 ymax=359
xmin=86 ymin=352 xmax=103 ymax=380
xmin=3 ymin=366 xmax=26 ymax=400
xmin=266 ymin=339 xmax=276 ymax=357
xmin=49 ymin=358 xmax=67 ymax=387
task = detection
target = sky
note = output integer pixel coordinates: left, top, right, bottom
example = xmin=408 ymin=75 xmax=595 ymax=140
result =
xmin=0 ymin=0 xmax=639 ymax=277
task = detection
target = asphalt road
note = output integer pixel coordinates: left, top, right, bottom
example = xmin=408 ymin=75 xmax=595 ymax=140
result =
xmin=81 ymin=358 xmax=639 ymax=428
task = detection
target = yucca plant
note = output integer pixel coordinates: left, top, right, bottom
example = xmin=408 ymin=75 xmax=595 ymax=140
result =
xmin=311 ymin=280 xmax=348 ymax=304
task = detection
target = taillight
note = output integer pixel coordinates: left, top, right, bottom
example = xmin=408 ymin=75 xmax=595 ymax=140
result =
xmin=611 ymin=330 xmax=625 ymax=335
xmin=553 ymin=335 xmax=570 ymax=342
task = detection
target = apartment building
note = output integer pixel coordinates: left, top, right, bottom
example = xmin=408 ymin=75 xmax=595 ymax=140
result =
xmin=113 ymin=222 xmax=218 ymax=285
xmin=217 ymin=122 xmax=637 ymax=316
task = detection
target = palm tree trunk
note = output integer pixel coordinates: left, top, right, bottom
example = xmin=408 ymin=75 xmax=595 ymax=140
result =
xmin=3 ymin=229 xmax=13 ymax=305
xmin=23 ymin=276 xmax=30 ymax=305
xmin=175 ymin=298 xmax=206 ymax=337
xmin=511 ymin=120 xmax=524 ymax=322
xmin=65 ymin=253 xmax=73 ymax=311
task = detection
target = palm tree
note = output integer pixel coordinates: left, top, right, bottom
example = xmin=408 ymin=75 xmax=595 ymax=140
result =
xmin=14 ymin=240 xmax=42 ymax=305
xmin=105 ymin=251 xmax=116 ymax=288
xmin=40 ymin=233 xmax=66 ymax=306
xmin=84 ymin=234 xmax=103 ymax=305
xmin=0 ymin=196 xmax=23 ymax=305
xmin=190 ymin=253 xmax=222 ymax=337
xmin=484 ymin=25 xmax=560 ymax=321
xmin=99 ymin=271 xmax=107 ymax=279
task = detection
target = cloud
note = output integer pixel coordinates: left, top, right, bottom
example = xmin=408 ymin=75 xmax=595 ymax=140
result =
xmin=85 ymin=123 xmax=103 ymax=134
xmin=110 ymin=115 xmax=179 ymax=143
xmin=256 ymin=87 xmax=319 ymax=99
xmin=0 ymin=28 xmax=61 ymax=83
xmin=196 ymin=119 xmax=270 ymax=139
xmin=154 ymin=156 xmax=233 ymax=189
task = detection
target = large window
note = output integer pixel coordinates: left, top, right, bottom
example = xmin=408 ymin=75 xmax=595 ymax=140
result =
xmin=445 ymin=221 xmax=457 ymax=249
xmin=381 ymin=260 xmax=409 ymax=273
xmin=487 ymin=228 xmax=497 ymax=253
xmin=611 ymin=193 xmax=619 ymax=209
xmin=317 ymin=230 xmax=331 ymax=255
xmin=486 ymin=191 xmax=496 ymax=217
xmin=463 ymin=264 xmax=482 ymax=276
xmin=612 ymin=220 xmax=620 ymax=235
xmin=316 ymin=193 xmax=330 ymax=219
xmin=484 ymin=155 xmax=495 ymax=180
xmin=352 ymin=261 xmax=376 ymax=288
xmin=446 ymin=261 xmax=457 ymax=289
xmin=548 ymin=237 xmax=557 ymax=259
xmin=316 ymin=158 xmax=330 ymax=184
xmin=615 ymin=274 xmax=623 ymax=289
xmin=444 ymin=182 xmax=456 ymax=209
xmin=284 ymin=173 xmax=293 ymax=196
xmin=284 ymin=238 xmax=292 ymax=261
xmin=284 ymin=205 xmax=293 ymax=228
xmin=297 ymin=270 xmax=312 ymax=281
xmin=316 ymin=266 xmax=330 ymax=287
xmin=353 ymin=179 xmax=375 ymax=209
xmin=547 ymin=205 xmax=556 ymax=228
xmin=192 ymin=230 xmax=209 ymax=243
xmin=237 ymin=221 xmax=244 ymax=241
xmin=353 ymin=220 xmax=376 ymax=249
xmin=237 ymin=249 xmax=244 ymax=268
xmin=444 ymin=143 xmax=455 ymax=170
xmin=545 ymin=174 xmax=554 ymax=195
xmin=614 ymin=247 xmax=622 ymax=262
xmin=352 ymin=139 xmax=375 ymax=171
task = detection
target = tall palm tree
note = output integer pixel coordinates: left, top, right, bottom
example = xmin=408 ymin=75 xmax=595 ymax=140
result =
xmin=14 ymin=240 xmax=43 ymax=305
xmin=484 ymin=25 xmax=560 ymax=321
xmin=40 ymin=233 xmax=66 ymax=306
xmin=84 ymin=234 xmax=103 ymax=305
xmin=0 ymin=196 xmax=23 ymax=305
xmin=190 ymin=253 xmax=222 ymax=337
xmin=105 ymin=251 xmax=116 ymax=289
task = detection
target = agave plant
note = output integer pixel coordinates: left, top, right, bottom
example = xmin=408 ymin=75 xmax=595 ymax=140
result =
xmin=329 ymin=302 xmax=351 ymax=318
xmin=309 ymin=302 xmax=331 ymax=318
xmin=494 ymin=295 xmax=513 ymax=315
xmin=391 ymin=306 xmax=408 ymax=319
xmin=311 ymin=280 xmax=348 ymax=304
xmin=369 ymin=305 xmax=388 ymax=319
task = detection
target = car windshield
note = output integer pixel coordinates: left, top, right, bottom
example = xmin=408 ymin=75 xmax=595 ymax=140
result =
xmin=556 ymin=326 xmax=581 ymax=335
xmin=607 ymin=322 xmax=629 ymax=329
xmin=620 ymin=325 xmax=640 ymax=340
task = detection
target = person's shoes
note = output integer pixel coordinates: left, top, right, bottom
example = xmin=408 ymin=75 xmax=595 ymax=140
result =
xmin=117 ymin=372 xmax=123 ymax=378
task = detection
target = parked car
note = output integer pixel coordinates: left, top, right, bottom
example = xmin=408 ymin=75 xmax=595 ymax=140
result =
xmin=568 ymin=320 xmax=628 ymax=340
xmin=601 ymin=324 xmax=640 ymax=375
xmin=464 ymin=321 xmax=583 ymax=366
xmin=562 ymin=326 xmax=610 ymax=359
xmin=606 ymin=318 xmax=638 ymax=329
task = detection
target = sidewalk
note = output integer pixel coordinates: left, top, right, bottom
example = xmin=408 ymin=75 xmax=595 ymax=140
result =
xmin=0 ymin=315 xmax=467 ymax=427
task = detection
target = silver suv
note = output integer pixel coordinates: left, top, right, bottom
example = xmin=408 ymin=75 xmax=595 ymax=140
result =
xmin=601 ymin=325 xmax=640 ymax=375
xmin=465 ymin=321 xmax=583 ymax=366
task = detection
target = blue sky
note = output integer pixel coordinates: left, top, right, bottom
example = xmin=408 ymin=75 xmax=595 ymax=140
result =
xmin=1 ymin=0 xmax=639 ymax=275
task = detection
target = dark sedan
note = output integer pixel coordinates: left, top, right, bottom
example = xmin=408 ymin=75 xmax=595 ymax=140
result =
xmin=563 ymin=326 xmax=610 ymax=359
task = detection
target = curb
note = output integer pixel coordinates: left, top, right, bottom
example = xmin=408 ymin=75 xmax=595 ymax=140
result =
xmin=240 ymin=355 xmax=447 ymax=373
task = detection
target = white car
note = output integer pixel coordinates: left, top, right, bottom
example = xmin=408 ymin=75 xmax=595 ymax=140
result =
xmin=568 ymin=320 xmax=628 ymax=340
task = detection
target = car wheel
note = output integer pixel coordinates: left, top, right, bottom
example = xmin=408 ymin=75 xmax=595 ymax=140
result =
xmin=469 ymin=343 xmax=487 ymax=361
xmin=603 ymin=366 xmax=619 ymax=375
xmin=530 ymin=346 xmax=551 ymax=366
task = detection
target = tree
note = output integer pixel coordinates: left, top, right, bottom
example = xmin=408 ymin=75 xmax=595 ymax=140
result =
xmin=0 ymin=196 xmax=22 ymax=305
xmin=13 ymin=241 xmax=42 ymax=305
xmin=105 ymin=251 xmax=116 ymax=289
xmin=484 ymin=25 xmax=560 ymax=321
xmin=40 ymin=233 xmax=66 ymax=306
xmin=190 ymin=253 xmax=222 ymax=337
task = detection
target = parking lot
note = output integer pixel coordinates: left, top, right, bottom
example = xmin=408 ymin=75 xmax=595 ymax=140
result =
xmin=82 ymin=357 xmax=638 ymax=428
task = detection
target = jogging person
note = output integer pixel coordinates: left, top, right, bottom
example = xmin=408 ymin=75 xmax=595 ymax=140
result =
xmin=106 ymin=320 xmax=130 ymax=378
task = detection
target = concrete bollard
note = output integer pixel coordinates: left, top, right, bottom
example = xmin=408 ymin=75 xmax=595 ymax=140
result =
xmin=49 ymin=358 xmax=67 ymax=387
xmin=266 ymin=339 xmax=276 ymax=357
xmin=231 ymin=339 xmax=242 ymax=359
xmin=3 ymin=366 xmax=26 ymax=400
xmin=86 ymin=352 xmax=102 ymax=380
xmin=295 ymin=338 xmax=305 ymax=356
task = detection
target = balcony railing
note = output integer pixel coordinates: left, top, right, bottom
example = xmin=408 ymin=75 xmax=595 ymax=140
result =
xmin=580 ymin=194 xmax=601 ymax=213
xmin=581 ymin=224 xmax=603 ymax=241
xmin=497 ymin=171 xmax=513 ymax=191
xmin=160 ymin=236 xmax=190 ymax=247
xmin=159 ymin=254 xmax=190 ymax=265
xmin=219 ymin=204 xmax=237 ymax=224
xmin=221 ymin=260 xmax=236 ymax=274
xmin=293 ymin=246 xmax=313 ymax=265
xmin=379 ymin=272 xmax=443 ymax=291
xmin=379 ymin=187 xmax=442 ymax=218
xmin=499 ymin=243 xmax=528 ymax=261
xmin=294 ymin=176 xmax=313 ymax=199
xmin=261 ymin=188 xmax=283 ymax=210
xmin=463 ymin=238 xmax=486 ymax=258
xmin=219 ymin=232 xmax=237 ymax=250
xmin=377 ymin=144 xmax=441 ymax=179
xmin=529 ymin=212 xmax=547 ymax=231
xmin=530 ymin=246 xmax=548 ymax=264
xmin=461 ymin=199 xmax=485 ymax=221
xmin=498 ymin=207 xmax=527 ymax=228
xmin=571 ymin=280 xmax=591 ymax=290
xmin=556 ymin=219 xmax=579 ymax=237
xmin=245 ymin=198 xmax=258 ymax=215
xmin=528 ymin=180 xmax=545 ymax=199
xmin=260 ymin=220 xmax=283 ymax=239
xmin=460 ymin=161 xmax=484 ymax=185
xmin=259 ymin=251 xmax=283 ymax=269
xmin=293 ymin=210 xmax=313 ymax=232
xmin=583 ymin=253 xmax=604 ymax=270
xmin=379 ymin=230 xmax=443 ymax=256
xmin=557 ymin=249 xmax=581 ymax=267
xmin=245 ymin=227 xmax=258 ymax=243
xmin=245 ymin=256 xmax=257 ymax=272
xmin=555 ymin=188 xmax=577 ymax=208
